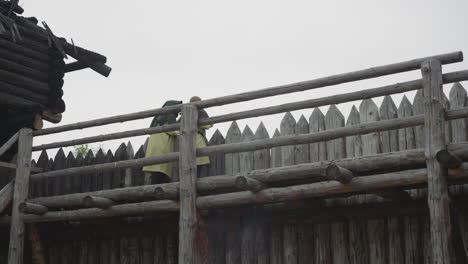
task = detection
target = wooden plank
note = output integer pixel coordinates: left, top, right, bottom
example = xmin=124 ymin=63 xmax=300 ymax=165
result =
xmin=397 ymin=95 xmax=422 ymax=264
xmin=124 ymin=142 xmax=134 ymax=187
xmin=270 ymin=129 xmax=283 ymax=264
xmin=7 ymin=128 xmax=33 ymax=264
xmin=310 ymin=108 xmax=327 ymax=162
xmin=325 ymin=104 xmax=349 ymax=264
xmin=208 ymin=129 xmax=226 ymax=177
xmin=239 ymin=125 xmax=256 ymax=264
xmin=254 ymin=123 xmax=270 ymax=264
xmin=360 ymin=98 xmax=387 ymax=263
xmin=280 ymin=112 xmax=298 ymax=264
xmin=346 ymin=105 xmax=369 ymax=264
xmin=422 ymin=59 xmax=454 ymax=263
xmin=0 ymin=161 xmax=42 ymax=173
xmin=380 ymin=95 xmax=405 ymax=263
xmin=224 ymin=121 xmax=242 ymax=264
xmin=178 ymin=105 xmax=199 ymax=264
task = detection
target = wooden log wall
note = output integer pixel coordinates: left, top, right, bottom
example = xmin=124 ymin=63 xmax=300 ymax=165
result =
xmin=1 ymin=83 xmax=468 ymax=263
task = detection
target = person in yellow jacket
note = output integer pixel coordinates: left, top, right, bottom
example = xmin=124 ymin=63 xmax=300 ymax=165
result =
xmin=143 ymin=100 xmax=182 ymax=184
xmin=143 ymin=97 xmax=212 ymax=183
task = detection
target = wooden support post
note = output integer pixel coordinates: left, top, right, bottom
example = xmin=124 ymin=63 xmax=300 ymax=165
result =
xmin=325 ymin=163 xmax=354 ymax=183
xmin=436 ymin=149 xmax=463 ymax=169
xmin=82 ymin=195 xmax=115 ymax=209
xmin=422 ymin=59 xmax=454 ymax=263
xmin=234 ymin=175 xmax=266 ymax=192
xmin=8 ymin=128 xmax=33 ymax=264
xmin=18 ymin=202 xmax=48 ymax=215
xmin=178 ymin=105 xmax=199 ymax=263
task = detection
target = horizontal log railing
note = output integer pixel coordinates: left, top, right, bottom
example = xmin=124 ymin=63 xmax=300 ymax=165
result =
xmin=32 ymin=51 xmax=463 ymax=136
xmin=29 ymin=108 xmax=468 ymax=180
xmin=25 ymin=143 xmax=468 ymax=209
xmin=31 ymin=69 xmax=468 ymax=151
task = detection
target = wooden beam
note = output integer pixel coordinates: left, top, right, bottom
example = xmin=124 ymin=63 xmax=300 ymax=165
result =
xmin=325 ymin=164 xmax=354 ymax=183
xmin=422 ymin=59 xmax=454 ymax=263
xmin=33 ymin=52 xmax=463 ymax=136
xmin=0 ymin=132 xmax=18 ymax=158
xmin=8 ymin=128 xmax=33 ymax=264
xmin=21 ymin=200 xmax=179 ymax=223
xmin=28 ymin=148 xmax=429 ymax=208
xmin=0 ymin=181 xmax=13 ymax=214
xmin=196 ymin=168 xmax=467 ymax=209
xmin=18 ymin=202 xmax=48 ymax=215
xmin=436 ymin=149 xmax=463 ymax=169
xmin=178 ymin=105 xmax=199 ymax=263
xmin=31 ymin=69 xmax=468 ymax=150
xmin=82 ymin=195 xmax=115 ymax=209
xmin=369 ymin=189 xmax=412 ymax=202
xmin=234 ymin=176 xmax=266 ymax=193
xmin=0 ymin=161 xmax=43 ymax=173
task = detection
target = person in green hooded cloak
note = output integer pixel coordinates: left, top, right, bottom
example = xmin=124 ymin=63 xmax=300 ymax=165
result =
xmin=143 ymin=100 xmax=183 ymax=184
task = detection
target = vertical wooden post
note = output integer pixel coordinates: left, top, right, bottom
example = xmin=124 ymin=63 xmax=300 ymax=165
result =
xmin=178 ymin=105 xmax=199 ymax=264
xmin=421 ymin=59 xmax=453 ymax=263
xmin=8 ymin=128 xmax=33 ymax=264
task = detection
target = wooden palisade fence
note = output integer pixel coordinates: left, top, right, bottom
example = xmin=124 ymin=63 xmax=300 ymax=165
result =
xmin=2 ymin=52 xmax=468 ymax=263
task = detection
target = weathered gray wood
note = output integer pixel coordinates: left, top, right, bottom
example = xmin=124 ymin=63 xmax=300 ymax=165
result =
xmin=325 ymin=104 xmax=348 ymax=263
xmin=22 ymin=200 xmax=179 ymax=223
xmin=235 ymin=176 xmax=266 ymax=193
xmin=240 ymin=126 xmax=255 ymax=172
xmin=208 ymin=130 xmax=226 ymax=178
xmin=82 ymin=195 xmax=115 ymax=209
xmin=413 ymin=90 xmax=425 ymax=149
xmin=398 ymin=95 xmax=421 ymax=264
xmin=295 ymin=115 xmax=310 ymax=164
xmin=360 ymin=98 xmax=386 ymax=263
xmin=270 ymin=129 xmax=282 ymax=168
xmin=8 ymin=128 xmax=33 ymax=264
xmin=0 ymin=132 xmax=18 ymax=158
xmin=253 ymin=122 xmax=270 ymax=264
xmin=0 ymin=181 xmax=13 ymax=214
xmin=310 ymin=108 xmax=327 ymax=162
xmin=29 ymin=147 xmax=432 ymax=208
xmin=450 ymin=82 xmax=468 ymax=143
xmin=224 ymin=122 xmax=242 ymax=264
xmin=270 ymin=129 xmax=283 ymax=263
xmin=346 ymin=106 xmax=363 ymax=158
xmin=34 ymin=51 xmax=464 ymax=136
xmin=178 ymin=105 xmax=199 ymax=264
xmin=325 ymin=164 xmax=354 ymax=184
xmin=239 ymin=125 xmax=257 ymax=264
xmin=398 ymin=96 xmax=416 ymax=150
xmin=380 ymin=95 xmax=399 ymax=153
xmin=0 ymin=161 xmax=43 ymax=173
xmin=280 ymin=112 xmax=298 ymax=264
xmin=325 ymin=105 xmax=346 ymax=160
xmin=422 ymin=59 xmax=454 ymax=263
xmin=124 ymin=142 xmax=134 ymax=187
xmin=225 ymin=121 xmax=241 ymax=175
xmin=436 ymin=149 xmax=463 ymax=169
xmin=18 ymin=202 xmax=48 ymax=215
xmin=346 ymin=104 xmax=369 ymax=264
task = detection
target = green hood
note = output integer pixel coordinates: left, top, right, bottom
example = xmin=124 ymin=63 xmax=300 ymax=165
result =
xmin=149 ymin=100 xmax=183 ymax=127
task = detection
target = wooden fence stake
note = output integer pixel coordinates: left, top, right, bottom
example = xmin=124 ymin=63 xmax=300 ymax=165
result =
xmin=8 ymin=128 xmax=33 ymax=264
xmin=422 ymin=59 xmax=454 ymax=263
xmin=178 ymin=105 xmax=199 ymax=263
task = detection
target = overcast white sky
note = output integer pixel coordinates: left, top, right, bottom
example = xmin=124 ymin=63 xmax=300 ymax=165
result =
xmin=23 ymin=0 xmax=468 ymax=158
